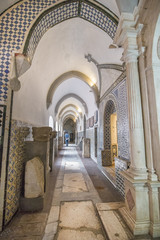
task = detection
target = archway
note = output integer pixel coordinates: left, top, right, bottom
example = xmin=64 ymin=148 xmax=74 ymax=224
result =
xmin=103 ymin=99 xmax=118 ymax=166
xmin=63 ymin=118 xmax=76 ymax=144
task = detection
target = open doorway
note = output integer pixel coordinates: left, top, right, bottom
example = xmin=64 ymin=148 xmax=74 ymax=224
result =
xmin=63 ymin=118 xmax=76 ymax=144
xmin=102 ymin=99 xmax=118 ymax=182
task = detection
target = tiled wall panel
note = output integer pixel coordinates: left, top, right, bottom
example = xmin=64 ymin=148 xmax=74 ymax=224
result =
xmin=4 ymin=120 xmax=31 ymax=225
xmin=99 ymin=78 xmax=130 ymax=195
xmin=0 ymin=0 xmax=117 ymax=103
xmin=115 ymin=157 xmax=129 ymax=197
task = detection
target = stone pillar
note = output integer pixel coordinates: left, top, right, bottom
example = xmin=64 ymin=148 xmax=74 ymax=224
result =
xmin=114 ymin=13 xmax=149 ymax=235
xmin=137 ymin=34 xmax=160 ymax=237
xmin=32 ymin=127 xmax=52 ymax=174
xmin=148 ymin=182 xmax=160 ymax=237
xmin=58 ymin=136 xmax=63 ymax=150
xmin=49 ymin=131 xmax=57 ymax=171
xmin=124 ymin=48 xmax=147 ymax=178
xmin=82 ymin=138 xmax=90 ymax=158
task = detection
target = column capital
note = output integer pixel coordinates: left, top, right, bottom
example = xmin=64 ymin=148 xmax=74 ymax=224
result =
xmin=124 ymin=49 xmax=139 ymax=64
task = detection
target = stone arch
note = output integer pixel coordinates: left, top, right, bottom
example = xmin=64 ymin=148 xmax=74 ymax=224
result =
xmin=22 ymin=0 xmax=118 ymax=62
xmin=46 ymin=71 xmax=99 ymax=108
xmin=58 ymin=104 xmax=82 ymax=117
xmin=103 ymin=94 xmax=118 ymax=166
xmin=61 ymin=110 xmax=79 ymax=122
xmin=55 ymin=93 xmax=88 ymax=115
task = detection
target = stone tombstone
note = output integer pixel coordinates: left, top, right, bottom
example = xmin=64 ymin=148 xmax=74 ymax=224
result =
xmin=25 ymin=157 xmax=44 ymax=198
xmin=82 ymin=138 xmax=90 ymax=158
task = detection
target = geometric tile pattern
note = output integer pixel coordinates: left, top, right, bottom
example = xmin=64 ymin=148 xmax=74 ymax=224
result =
xmin=0 ymin=104 xmax=6 ymax=174
xmin=104 ymin=99 xmax=116 ymax=149
xmin=25 ymin=1 xmax=79 ymax=60
xmin=0 ymin=0 xmax=58 ymax=102
xmin=113 ymin=80 xmax=130 ymax=160
xmin=80 ymin=2 xmax=117 ymax=39
xmin=102 ymin=79 xmax=130 ymax=195
xmin=0 ymin=0 xmax=118 ymax=102
xmin=24 ymin=0 xmax=118 ymax=61
xmin=4 ymin=120 xmax=30 ymax=225
xmin=115 ymin=157 xmax=128 ymax=197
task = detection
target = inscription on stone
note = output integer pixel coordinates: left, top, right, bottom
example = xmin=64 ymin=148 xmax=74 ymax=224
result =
xmin=126 ymin=189 xmax=135 ymax=211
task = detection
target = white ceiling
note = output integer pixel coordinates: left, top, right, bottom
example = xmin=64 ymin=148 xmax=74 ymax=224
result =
xmin=14 ymin=15 xmax=123 ymax=125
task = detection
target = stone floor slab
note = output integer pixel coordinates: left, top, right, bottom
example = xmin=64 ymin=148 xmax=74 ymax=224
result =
xmin=96 ymin=202 xmax=125 ymax=211
xmin=65 ymin=161 xmax=80 ymax=170
xmin=97 ymin=210 xmax=132 ymax=240
xmin=59 ymin=201 xmax=102 ymax=230
xmin=62 ymin=173 xmax=88 ymax=192
xmin=57 ymin=229 xmax=105 ymax=240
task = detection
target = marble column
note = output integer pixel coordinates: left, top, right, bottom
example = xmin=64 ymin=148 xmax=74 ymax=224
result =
xmin=124 ymin=48 xmax=147 ymax=179
xmin=114 ymin=13 xmax=149 ymax=235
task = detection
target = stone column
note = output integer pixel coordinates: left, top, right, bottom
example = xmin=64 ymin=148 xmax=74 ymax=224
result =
xmin=50 ymin=131 xmax=57 ymax=171
xmin=58 ymin=136 xmax=63 ymax=150
xmin=114 ymin=13 xmax=149 ymax=235
xmin=124 ymin=48 xmax=147 ymax=178
xmin=82 ymin=138 xmax=90 ymax=158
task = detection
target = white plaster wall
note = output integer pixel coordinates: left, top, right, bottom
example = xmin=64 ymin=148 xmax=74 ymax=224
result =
xmin=100 ymin=69 xmax=121 ymax=97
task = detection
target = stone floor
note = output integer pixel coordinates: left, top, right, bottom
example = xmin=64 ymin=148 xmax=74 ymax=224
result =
xmin=0 ymin=145 xmax=156 ymax=240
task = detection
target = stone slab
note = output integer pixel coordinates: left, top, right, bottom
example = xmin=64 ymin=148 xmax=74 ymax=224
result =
xmin=65 ymin=161 xmax=80 ymax=170
xmin=59 ymin=201 xmax=101 ymax=229
xmin=25 ymin=157 xmax=44 ymax=198
xmin=96 ymin=202 xmax=125 ymax=211
xmin=57 ymin=229 xmax=105 ymax=240
xmin=62 ymin=173 xmax=88 ymax=192
xmin=47 ymin=206 xmax=59 ymax=223
xmin=97 ymin=210 xmax=131 ymax=240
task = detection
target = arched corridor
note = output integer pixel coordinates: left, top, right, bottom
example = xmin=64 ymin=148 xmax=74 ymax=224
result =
xmin=0 ymin=145 xmax=133 ymax=239
xmin=0 ymin=0 xmax=160 ymax=239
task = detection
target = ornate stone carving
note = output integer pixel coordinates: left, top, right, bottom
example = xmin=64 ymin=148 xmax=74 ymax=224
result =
xmin=32 ymin=127 xmax=52 ymax=142
xmin=51 ymin=131 xmax=57 ymax=139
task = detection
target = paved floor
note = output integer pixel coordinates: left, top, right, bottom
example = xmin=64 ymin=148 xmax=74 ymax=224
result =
xmin=0 ymin=145 xmax=123 ymax=240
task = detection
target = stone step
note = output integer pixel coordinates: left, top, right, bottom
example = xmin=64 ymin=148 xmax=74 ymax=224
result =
xmin=96 ymin=202 xmax=133 ymax=240
xmin=96 ymin=202 xmax=153 ymax=240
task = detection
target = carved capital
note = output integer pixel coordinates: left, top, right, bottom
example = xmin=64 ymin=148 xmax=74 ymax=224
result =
xmin=124 ymin=49 xmax=139 ymax=64
xmin=32 ymin=127 xmax=52 ymax=142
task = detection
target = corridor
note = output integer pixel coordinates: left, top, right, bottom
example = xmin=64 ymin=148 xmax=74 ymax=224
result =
xmin=0 ymin=145 xmax=124 ymax=240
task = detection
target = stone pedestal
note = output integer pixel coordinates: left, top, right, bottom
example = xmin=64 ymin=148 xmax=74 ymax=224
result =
xmin=58 ymin=136 xmax=63 ymax=150
xmin=119 ymin=172 xmax=150 ymax=235
xmin=82 ymin=138 xmax=90 ymax=158
xmin=148 ymin=182 xmax=160 ymax=237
